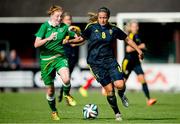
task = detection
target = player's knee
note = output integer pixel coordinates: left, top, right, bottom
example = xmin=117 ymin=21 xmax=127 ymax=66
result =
xmin=106 ymin=90 xmax=115 ymax=96
xmin=61 ymin=72 xmax=70 ymax=84
xmin=61 ymin=76 xmax=70 ymax=84
xmin=103 ymin=83 xmax=114 ymax=96
xmin=47 ymin=87 xmax=54 ymax=96
xmin=138 ymin=74 xmax=145 ymax=83
xmin=104 ymin=87 xmax=114 ymax=96
xmin=59 ymin=69 xmax=70 ymax=84
xmin=114 ymin=80 xmax=124 ymax=90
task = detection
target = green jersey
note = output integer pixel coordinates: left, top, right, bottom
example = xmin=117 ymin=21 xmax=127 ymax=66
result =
xmin=35 ymin=21 xmax=75 ymax=59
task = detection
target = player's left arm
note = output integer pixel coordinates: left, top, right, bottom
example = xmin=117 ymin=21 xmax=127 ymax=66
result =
xmin=63 ymin=23 xmax=93 ymax=45
xmin=115 ymin=27 xmax=144 ymax=60
xmin=70 ymin=23 xmax=93 ymax=44
xmin=70 ymin=41 xmax=86 ymax=47
xmin=62 ymin=36 xmax=84 ymax=44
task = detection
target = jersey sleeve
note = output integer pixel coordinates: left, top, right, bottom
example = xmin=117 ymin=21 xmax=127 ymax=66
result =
xmin=81 ymin=24 xmax=92 ymax=39
xmin=115 ymin=27 xmax=127 ymax=40
xmin=35 ymin=23 xmax=47 ymax=38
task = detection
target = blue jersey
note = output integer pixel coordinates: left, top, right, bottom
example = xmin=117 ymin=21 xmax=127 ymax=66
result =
xmin=82 ymin=22 xmax=127 ymax=65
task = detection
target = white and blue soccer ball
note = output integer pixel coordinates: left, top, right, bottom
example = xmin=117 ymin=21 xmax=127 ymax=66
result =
xmin=83 ymin=104 xmax=98 ymax=119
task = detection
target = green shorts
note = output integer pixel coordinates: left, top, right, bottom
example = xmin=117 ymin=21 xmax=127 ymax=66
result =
xmin=40 ymin=56 xmax=68 ymax=86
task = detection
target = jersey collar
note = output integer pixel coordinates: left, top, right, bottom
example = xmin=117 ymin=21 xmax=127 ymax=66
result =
xmin=48 ymin=20 xmax=60 ymax=28
xmin=98 ymin=23 xmax=111 ymax=30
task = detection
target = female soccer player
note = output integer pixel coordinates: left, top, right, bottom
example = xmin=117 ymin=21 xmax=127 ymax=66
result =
xmin=78 ymin=7 xmax=144 ymax=120
xmin=58 ymin=12 xmax=81 ymax=104
xmin=79 ymin=12 xmax=111 ymax=97
xmin=34 ymin=5 xmax=79 ymax=120
xmin=122 ymin=20 xmax=157 ymax=106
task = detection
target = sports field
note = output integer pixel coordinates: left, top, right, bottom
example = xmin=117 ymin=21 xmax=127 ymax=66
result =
xmin=0 ymin=89 xmax=180 ymax=123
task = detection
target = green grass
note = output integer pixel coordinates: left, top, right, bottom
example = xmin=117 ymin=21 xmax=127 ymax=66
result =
xmin=0 ymin=89 xmax=180 ymax=123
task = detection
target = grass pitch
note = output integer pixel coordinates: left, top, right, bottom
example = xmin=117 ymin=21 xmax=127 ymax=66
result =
xmin=0 ymin=89 xmax=180 ymax=123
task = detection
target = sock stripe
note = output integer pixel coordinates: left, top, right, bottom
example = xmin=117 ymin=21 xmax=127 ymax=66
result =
xmin=46 ymin=94 xmax=55 ymax=101
xmin=62 ymin=83 xmax=71 ymax=87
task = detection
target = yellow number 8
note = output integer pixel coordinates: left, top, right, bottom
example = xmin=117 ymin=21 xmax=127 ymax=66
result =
xmin=102 ymin=32 xmax=106 ymax=39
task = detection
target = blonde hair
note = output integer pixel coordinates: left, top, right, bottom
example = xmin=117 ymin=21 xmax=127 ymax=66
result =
xmin=88 ymin=12 xmax=98 ymax=23
xmin=47 ymin=5 xmax=63 ymax=15
xmin=124 ymin=20 xmax=139 ymax=34
xmin=62 ymin=12 xmax=72 ymax=19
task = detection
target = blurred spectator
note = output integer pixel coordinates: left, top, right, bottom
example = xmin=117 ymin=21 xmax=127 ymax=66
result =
xmin=0 ymin=50 xmax=9 ymax=92
xmin=0 ymin=50 xmax=9 ymax=70
xmin=8 ymin=49 xmax=21 ymax=93
xmin=8 ymin=49 xmax=21 ymax=70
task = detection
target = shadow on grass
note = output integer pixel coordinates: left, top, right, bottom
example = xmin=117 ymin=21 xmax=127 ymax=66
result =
xmin=61 ymin=116 xmax=178 ymax=121
xmin=127 ymin=117 xmax=177 ymax=121
xmin=61 ymin=117 xmax=115 ymax=120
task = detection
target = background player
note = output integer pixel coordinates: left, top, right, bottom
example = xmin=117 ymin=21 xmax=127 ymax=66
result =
xmin=58 ymin=12 xmax=81 ymax=105
xmin=77 ymin=7 xmax=144 ymax=120
xmin=122 ymin=20 xmax=157 ymax=106
xmin=34 ymin=5 xmax=79 ymax=120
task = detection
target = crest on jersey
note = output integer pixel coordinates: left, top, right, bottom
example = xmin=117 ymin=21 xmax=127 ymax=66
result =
xmin=102 ymin=32 xmax=106 ymax=39
xmin=59 ymin=28 xmax=65 ymax=32
xmin=47 ymin=28 xmax=52 ymax=31
xmin=109 ymin=29 xmax=113 ymax=35
xmin=95 ymin=29 xmax=99 ymax=33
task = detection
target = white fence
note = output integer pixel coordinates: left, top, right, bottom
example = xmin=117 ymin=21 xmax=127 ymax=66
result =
xmin=126 ymin=64 xmax=180 ymax=91
xmin=0 ymin=64 xmax=180 ymax=92
xmin=0 ymin=71 xmax=34 ymax=87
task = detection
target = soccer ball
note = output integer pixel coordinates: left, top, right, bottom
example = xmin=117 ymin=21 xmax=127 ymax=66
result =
xmin=83 ymin=104 xmax=98 ymax=119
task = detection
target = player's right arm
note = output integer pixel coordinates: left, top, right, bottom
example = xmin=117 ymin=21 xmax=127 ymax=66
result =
xmin=34 ymin=33 xmax=57 ymax=48
xmin=34 ymin=23 xmax=57 ymax=48
xmin=63 ymin=23 xmax=93 ymax=45
xmin=74 ymin=23 xmax=93 ymax=44
xmin=70 ymin=41 xmax=86 ymax=47
xmin=126 ymin=43 xmax=146 ymax=53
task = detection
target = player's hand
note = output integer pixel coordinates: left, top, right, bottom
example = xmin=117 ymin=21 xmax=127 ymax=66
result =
xmin=47 ymin=32 xmax=57 ymax=41
xmin=137 ymin=49 xmax=144 ymax=60
xmin=72 ymin=36 xmax=83 ymax=43
xmin=62 ymin=39 xmax=69 ymax=44
xmin=69 ymin=26 xmax=76 ymax=32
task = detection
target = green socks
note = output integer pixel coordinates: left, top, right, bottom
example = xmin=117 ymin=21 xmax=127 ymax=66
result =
xmin=62 ymin=83 xmax=71 ymax=96
xmin=46 ymin=94 xmax=57 ymax=112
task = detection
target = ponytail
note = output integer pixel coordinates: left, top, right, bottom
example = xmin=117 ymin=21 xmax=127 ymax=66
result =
xmin=88 ymin=12 xmax=98 ymax=23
